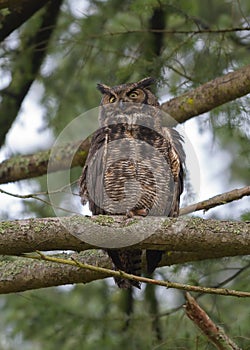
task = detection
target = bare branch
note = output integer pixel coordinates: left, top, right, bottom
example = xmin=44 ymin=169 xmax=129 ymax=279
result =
xmin=0 ymin=251 xmax=230 ymax=294
xmin=17 ymin=252 xmax=250 ymax=298
xmin=1 ymin=249 xmax=250 ymax=296
xmin=0 ymin=0 xmax=49 ymax=42
xmin=0 ymin=186 xmax=79 ymax=215
xmin=180 ymin=186 xmax=250 ymax=215
xmin=185 ymin=293 xmax=242 ymax=349
xmin=158 ymin=263 xmax=250 ymax=318
xmin=1 ymin=185 xmax=248 ymax=218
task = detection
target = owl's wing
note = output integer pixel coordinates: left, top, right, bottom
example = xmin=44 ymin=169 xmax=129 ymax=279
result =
xmin=162 ymin=127 xmax=185 ymax=216
xmin=79 ymin=127 xmax=109 ymax=214
xmin=147 ymin=127 xmax=185 ymax=273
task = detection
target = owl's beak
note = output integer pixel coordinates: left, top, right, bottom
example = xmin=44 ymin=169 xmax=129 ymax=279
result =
xmin=119 ymin=100 xmax=126 ymax=110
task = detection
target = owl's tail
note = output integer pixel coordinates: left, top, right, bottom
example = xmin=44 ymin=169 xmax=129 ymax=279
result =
xmin=107 ymin=249 xmax=142 ymax=289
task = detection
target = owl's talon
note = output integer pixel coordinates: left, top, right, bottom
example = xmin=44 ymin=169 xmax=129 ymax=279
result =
xmin=137 ymin=208 xmax=149 ymax=217
xmin=126 ymin=210 xmax=134 ymax=218
xmin=126 ymin=208 xmax=149 ymax=218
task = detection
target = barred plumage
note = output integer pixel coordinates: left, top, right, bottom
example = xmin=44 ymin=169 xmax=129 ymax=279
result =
xmin=79 ymin=77 xmax=185 ymax=288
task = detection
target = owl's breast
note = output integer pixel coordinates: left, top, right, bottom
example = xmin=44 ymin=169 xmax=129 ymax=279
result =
xmin=96 ymin=123 xmax=175 ymax=216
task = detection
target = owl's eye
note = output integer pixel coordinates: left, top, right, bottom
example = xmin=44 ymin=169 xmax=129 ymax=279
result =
xmin=109 ymin=96 xmax=116 ymax=103
xmin=128 ymin=91 xmax=139 ymax=98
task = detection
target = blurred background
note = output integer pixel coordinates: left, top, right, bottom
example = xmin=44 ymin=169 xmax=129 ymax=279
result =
xmin=0 ymin=0 xmax=249 ymax=348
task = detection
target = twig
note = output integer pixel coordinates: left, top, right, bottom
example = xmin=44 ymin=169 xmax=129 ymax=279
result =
xmin=185 ymin=293 xmax=242 ymax=349
xmin=1 ymin=185 xmax=249 ymax=216
xmin=180 ymin=186 xmax=250 ymax=215
xmin=0 ymin=187 xmax=78 ymax=215
xmin=88 ymin=27 xmax=250 ymax=40
xmin=159 ymin=262 xmax=250 ymax=318
xmin=21 ymin=252 xmax=250 ymax=298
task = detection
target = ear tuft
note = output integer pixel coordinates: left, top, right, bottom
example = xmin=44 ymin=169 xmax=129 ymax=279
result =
xmin=96 ymin=83 xmax=111 ymax=94
xmin=136 ymin=77 xmax=156 ymax=89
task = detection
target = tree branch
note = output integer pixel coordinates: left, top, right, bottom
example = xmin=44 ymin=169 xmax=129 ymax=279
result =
xmin=1 ymin=186 xmax=249 ymax=220
xmin=0 ymin=0 xmax=50 ymax=42
xmin=1 ymin=247 xmax=250 ymax=295
xmin=18 ymin=252 xmax=250 ymax=298
xmin=0 ymin=137 xmax=91 ymax=184
xmin=185 ymin=293 xmax=242 ymax=349
xmin=0 ymin=251 xmax=225 ymax=294
xmin=0 ymin=0 xmax=63 ymax=147
xmin=161 ymin=63 xmax=250 ymax=124
xmin=0 ymin=214 xmax=249 ymax=294
xmin=180 ymin=186 xmax=250 ymax=215
xmin=1 ymin=64 xmax=250 ymax=183
xmin=0 ymin=251 xmax=111 ymax=294
xmin=0 ymin=216 xmax=249 ymax=256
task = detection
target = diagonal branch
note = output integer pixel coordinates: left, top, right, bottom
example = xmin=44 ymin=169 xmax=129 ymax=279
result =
xmin=0 ymin=0 xmax=50 ymax=42
xmin=185 ymin=293 xmax=242 ymax=350
xmin=1 ymin=64 xmax=250 ymax=183
xmin=18 ymin=251 xmax=250 ymax=298
xmin=0 ymin=0 xmax=63 ymax=147
xmin=0 ymin=248 xmax=249 ymax=295
xmin=180 ymin=186 xmax=250 ymax=215
xmin=0 ymin=137 xmax=91 ymax=184
xmin=161 ymin=63 xmax=250 ymax=124
xmin=1 ymin=184 xmax=249 ymax=218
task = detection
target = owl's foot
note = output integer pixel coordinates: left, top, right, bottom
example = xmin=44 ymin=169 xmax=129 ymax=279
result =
xmin=126 ymin=208 xmax=149 ymax=218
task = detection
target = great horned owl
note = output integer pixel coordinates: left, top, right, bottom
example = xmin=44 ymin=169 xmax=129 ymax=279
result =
xmin=79 ymin=77 xmax=185 ymax=288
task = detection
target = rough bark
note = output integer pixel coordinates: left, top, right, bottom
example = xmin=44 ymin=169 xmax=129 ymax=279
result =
xmin=0 ymin=0 xmax=50 ymax=42
xmin=185 ymin=293 xmax=242 ymax=350
xmin=0 ymin=251 xmax=111 ymax=294
xmin=0 ymin=216 xmax=249 ymax=256
xmin=0 ymin=246 xmax=247 ymax=295
xmin=1 ymin=64 xmax=250 ymax=183
xmin=161 ymin=63 xmax=250 ymax=123
xmin=0 ymin=137 xmax=91 ymax=184
xmin=0 ymin=215 xmax=249 ymax=294
xmin=180 ymin=186 xmax=250 ymax=215
xmin=0 ymin=0 xmax=63 ymax=147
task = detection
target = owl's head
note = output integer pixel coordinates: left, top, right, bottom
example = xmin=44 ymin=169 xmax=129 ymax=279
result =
xmin=97 ymin=77 xmax=159 ymax=107
xmin=96 ymin=77 xmax=160 ymax=127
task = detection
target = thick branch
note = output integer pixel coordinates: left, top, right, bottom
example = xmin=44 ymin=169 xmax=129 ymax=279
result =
xmin=0 ymin=216 xmax=249 ymax=256
xmin=17 ymin=252 xmax=250 ymax=298
xmin=0 ymin=0 xmax=49 ymax=42
xmin=162 ymin=63 xmax=250 ymax=123
xmin=0 ymin=213 xmax=249 ymax=294
xmin=0 ymin=0 xmax=63 ymax=147
xmin=0 ymin=251 xmax=210 ymax=294
xmin=0 ymin=251 xmax=111 ymax=294
xmin=0 ymin=249 xmax=249 ymax=295
xmin=0 ymin=137 xmax=91 ymax=184
xmin=1 ymin=64 xmax=250 ymax=183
